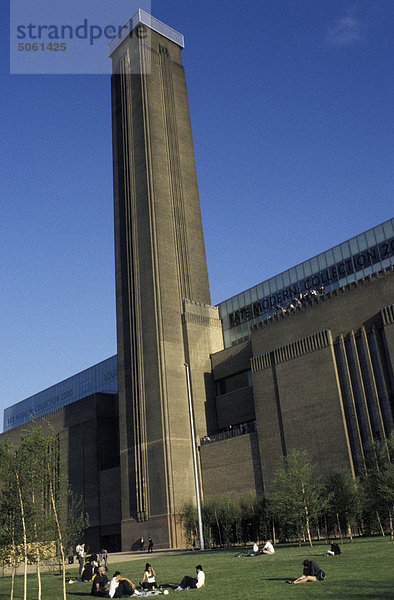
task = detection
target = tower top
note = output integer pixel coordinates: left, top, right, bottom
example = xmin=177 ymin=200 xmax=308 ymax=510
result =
xmin=108 ymin=9 xmax=185 ymax=57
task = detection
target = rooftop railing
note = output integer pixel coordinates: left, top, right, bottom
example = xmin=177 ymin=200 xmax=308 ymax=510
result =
xmin=108 ymin=9 xmax=184 ymax=57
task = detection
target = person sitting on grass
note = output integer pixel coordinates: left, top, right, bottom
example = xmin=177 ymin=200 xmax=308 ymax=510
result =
xmin=109 ymin=571 xmax=139 ymax=598
xmin=91 ymin=566 xmax=109 ymax=596
xmin=81 ymin=558 xmax=95 ymax=581
xmin=261 ymin=540 xmax=275 ymax=555
xmin=324 ymin=540 xmax=341 ymax=556
xmin=140 ymin=563 xmax=157 ymax=590
xmin=175 ymin=565 xmax=205 ymax=590
xmin=287 ymin=559 xmax=326 ymax=584
xmin=249 ymin=542 xmax=259 ymax=556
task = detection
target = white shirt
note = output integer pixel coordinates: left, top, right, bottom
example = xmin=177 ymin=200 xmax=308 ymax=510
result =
xmin=263 ymin=541 xmax=275 ymax=553
xmin=196 ymin=570 xmax=205 ymax=588
xmin=109 ymin=577 xmax=119 ymax=598
xmin=252 ymin=543 xmax=259 ymax=553
xmin=76 ymin=544 xmax=84 ymax=557
xmin=145 ymin=570 xmax=155 ymax=583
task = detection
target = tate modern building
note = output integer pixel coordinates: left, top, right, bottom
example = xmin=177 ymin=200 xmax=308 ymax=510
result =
xmin=2 ymin=12 xmax=393 ymax=552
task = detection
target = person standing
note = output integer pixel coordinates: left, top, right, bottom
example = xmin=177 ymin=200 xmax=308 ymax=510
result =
xmin=148 ymin=537 xmax=153 ymax=553
xmin=99 ymin=549 xmax=109 ymax=570
xmin=76 ymin=542 xmax=85 ymax=575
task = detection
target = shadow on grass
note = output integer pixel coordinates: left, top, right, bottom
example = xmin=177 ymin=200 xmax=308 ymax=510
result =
xmin=67 ymin=582 xmax=181 ymax=597
xmin=264 ymin=577 xmax=293 ymax=581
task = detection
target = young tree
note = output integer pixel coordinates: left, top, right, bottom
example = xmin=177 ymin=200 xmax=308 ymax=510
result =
xmin=325 ymin=469 xmax=360 ymax=542
xmin=240 ymin=493 xmax=272 ymax=544
xmin=377 ymin=461 xmax=394 ymax=540
xmin=0 ymin=440 xmax=31 ymax=600
xmin=45 ymin=431 xmax=89 ymax=600
xmin=0 ymin=441 xmax=22 ymax=600
xmin=180 ymin=502 xmax=198 ymax=548
xmin=18 ymin=428 xmax=56 ymax=600
xmin=269 ymin=450 xmax=328 ymax=546
xmin=220 ymin=496 xmax=241 ymax=546
xmin=240 ymin=492 xmax=259 ymax=544
xmin=0 ymin=426 xmax=89 ymax=600
xmin=203 ymin=498 xmax=221 ymax=547
xmin=254 ymin=495 xmax=274 ymax=543
xmin=359 ymin=435 xmax=394 ymax=538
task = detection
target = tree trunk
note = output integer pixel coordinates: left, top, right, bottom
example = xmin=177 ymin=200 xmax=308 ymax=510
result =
xmin=34 ymin=521 xmax=42 ymax=600
xmin=376 ymin=511 xmax=385 ymax=536
xmin=347 ymin=523 xmax=353 ymax=542
xmin=32 ymin=487 xmax=42 ymax=600
xmin=10 ymin=531 xmax=16 ymax=600
xmin=10 ymin=563 xmax=15 ymax=600
xmin=302 ymin=483 xmax=313 ymax=547
xmin=388 ymin=510 xmax=393 ymax=541
xmin=15 ymin=471 xmax=28 ymax=600
xmin=305 ymin=516 xmax=313 ymax=547
xmin=48 ymin=464 xmax=67 ymax=600
xmin=336 ymin=512 xmax=343 ymax=543
xmin=215 ymin=512 xmax=222 ymax=546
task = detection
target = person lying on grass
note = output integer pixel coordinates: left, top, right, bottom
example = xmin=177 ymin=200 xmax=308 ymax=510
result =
xmin=287 ymin=559 xmax=326 ymax=584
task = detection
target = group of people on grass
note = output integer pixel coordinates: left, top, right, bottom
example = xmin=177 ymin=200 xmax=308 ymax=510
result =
xmin=288 ymin=540 xmax=340 ymax=585
xmin=252 ymin=540 xmax=275 ymax=555
xmin=89 ymin=563 xmax=204 ymax=597
xmin=71 ymin=559 xmax=204 ymax=597
xmin=74 ymin=538 xmax=341 ymax=595
xmin=235 ymin=539 xmax=275 ymax=557
xmin=88 ymin=562 xmax=159 ymax=596
xmin=76 ymin=544 xmax=108 ymax=577
xmin=237 ymin=539 xmax=341 ymax=585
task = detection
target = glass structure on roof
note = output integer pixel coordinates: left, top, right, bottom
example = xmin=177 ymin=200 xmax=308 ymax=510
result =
xmin=3 ymin=355 xmax=118 ymax=432
xmin=218 ymin=218 xmax=394 ymax=348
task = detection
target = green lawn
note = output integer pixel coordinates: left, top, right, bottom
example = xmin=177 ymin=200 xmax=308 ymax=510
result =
xmin=1 ymin=538 xmax=393 ymax=599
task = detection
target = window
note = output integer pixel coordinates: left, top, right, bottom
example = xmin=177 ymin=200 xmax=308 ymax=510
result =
xmin=216 ymin=370 xmax=252 ymax=395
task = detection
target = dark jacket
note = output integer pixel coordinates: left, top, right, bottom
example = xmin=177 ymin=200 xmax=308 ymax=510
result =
xmin=331 ymin=543 xmax=341 ymax=555
xmin=303 ymin=561 xmax=321 ymax=577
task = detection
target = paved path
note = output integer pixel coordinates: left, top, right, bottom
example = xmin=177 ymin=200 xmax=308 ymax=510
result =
xmin=1 ymin=549 xmax=195 ymax=577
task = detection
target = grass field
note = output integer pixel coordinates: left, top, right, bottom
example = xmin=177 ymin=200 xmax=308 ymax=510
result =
xmin=1 ymin=538 xmax=393 ymax=599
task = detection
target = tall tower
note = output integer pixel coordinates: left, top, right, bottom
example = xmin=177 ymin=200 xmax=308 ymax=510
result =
xmin=110 ymin=11 xmax=223 ymax=549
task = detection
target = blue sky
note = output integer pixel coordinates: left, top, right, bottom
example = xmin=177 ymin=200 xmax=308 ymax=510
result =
xmin=1 ymin=1 xmax=393 ymax=428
